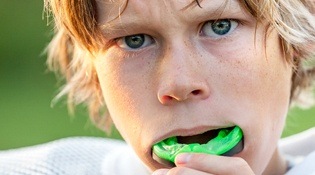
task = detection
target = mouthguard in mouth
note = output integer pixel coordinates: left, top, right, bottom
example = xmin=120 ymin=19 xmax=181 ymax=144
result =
xmin=152 ymin=126 xmax=243 ymax=165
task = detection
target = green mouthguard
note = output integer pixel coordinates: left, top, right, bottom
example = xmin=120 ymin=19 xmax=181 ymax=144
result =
xmin=152 ymin=126 xmax=243 ymax=163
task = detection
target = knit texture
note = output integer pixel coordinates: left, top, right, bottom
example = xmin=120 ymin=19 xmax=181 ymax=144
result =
xmin=0 ymin=137 xmax=149 ymax=175
xmin=1 ymin=128 xmax=315 ymax=175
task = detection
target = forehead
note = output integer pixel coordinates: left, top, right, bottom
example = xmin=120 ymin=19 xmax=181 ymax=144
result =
xmin=97 ymin=0 xmax=198 ymax=12
xmin=96 ymin=0 xmax=238 ymax=24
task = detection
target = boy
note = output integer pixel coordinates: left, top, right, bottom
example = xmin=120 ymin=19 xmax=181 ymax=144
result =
xmin=1 ymin=0 xmax=315 ymax=174
xmin=46 ymin=0 xmax=315 ymax=174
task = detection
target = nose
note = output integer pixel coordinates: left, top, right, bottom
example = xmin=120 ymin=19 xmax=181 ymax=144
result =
xmin=157 ymin=44 xmax=211 ymax=105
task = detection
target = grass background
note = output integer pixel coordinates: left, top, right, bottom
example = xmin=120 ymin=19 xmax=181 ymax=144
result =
xmin=0 ymin=0 xmax=314 ymax=150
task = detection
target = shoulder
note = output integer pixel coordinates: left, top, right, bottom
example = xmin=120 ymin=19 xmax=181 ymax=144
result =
xmin=0 ymin=137 xmax=149 ymax=175
xmin=279 ymin=128 xmax=315 ymax=175
xmin=286 ymin=150 xmax=315 ymax=175
xmin=279 ymin=127 xmax=315 ymax=156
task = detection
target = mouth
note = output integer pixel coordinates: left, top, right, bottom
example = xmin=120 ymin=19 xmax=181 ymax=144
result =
xmin=152 ymin=126 xmax=244 ymax=167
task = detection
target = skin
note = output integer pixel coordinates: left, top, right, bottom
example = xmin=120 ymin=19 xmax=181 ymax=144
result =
xmin=94 ymin=0 xmax=293 ymax=174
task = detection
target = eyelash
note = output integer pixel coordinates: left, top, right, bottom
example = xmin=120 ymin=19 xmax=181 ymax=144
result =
xmin=115 ymin=34 xmax=155 ymax=50
xmin=199 ymin=19 xmax=240 ymax=41
xmin=111 ymin=19 xmax=241 ymax=51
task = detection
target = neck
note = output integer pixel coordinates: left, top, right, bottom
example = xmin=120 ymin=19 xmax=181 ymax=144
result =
xmin=262 ymin=147 xmax=287 ymax=175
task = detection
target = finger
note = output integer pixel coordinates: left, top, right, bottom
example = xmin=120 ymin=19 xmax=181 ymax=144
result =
xmin=174 ymin=153 xmax=255 ymax=175
xmin=152 ymin=169 xmax=169 ymax=175
xmin=167 ymin=167 xmax=213 ymax=175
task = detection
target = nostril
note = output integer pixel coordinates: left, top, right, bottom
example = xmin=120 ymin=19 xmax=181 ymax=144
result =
xmin=162 ymin=96 xmax=174 ymax=102
xmin=158 ymin=85 xmax=210 ymax=105
xmin=192 ymin=90 xmax=201 ymax=95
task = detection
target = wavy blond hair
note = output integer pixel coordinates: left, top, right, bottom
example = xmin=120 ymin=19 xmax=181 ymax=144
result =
xmin=44 ymin=0 xmax=315 ymax=132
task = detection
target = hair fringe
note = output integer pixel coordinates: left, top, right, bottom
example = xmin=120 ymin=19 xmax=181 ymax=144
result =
xmin=45 ymin=0 xmax=111 ymax=132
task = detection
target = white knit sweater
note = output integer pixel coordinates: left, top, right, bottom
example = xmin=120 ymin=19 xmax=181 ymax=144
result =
xmin=0 ymin=137 xmax=149 ymax=175
xmin=0 ymin=128 xmax=315 ymax=175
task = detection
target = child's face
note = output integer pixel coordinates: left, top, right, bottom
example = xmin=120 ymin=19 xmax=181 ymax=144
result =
xmin=94 ymin=0 xmax=293 ymax=174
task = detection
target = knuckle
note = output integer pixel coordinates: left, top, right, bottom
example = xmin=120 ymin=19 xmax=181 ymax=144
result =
xmin=231 ymin=157 xmax=251 ymax=171
xmin=190 ymin=153 xmax=208 ymax=162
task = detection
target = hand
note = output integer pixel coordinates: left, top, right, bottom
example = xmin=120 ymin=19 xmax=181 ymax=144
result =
xmin=152 ymin=153 xmax=255 ymax=175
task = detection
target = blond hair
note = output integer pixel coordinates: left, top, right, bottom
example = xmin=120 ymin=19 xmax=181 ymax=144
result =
xmin=44 ymin=0 xmax=315 ymax=132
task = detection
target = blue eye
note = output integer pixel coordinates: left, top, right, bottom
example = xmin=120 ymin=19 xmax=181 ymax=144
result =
xmin=117 ymin=34 xmax=154 ymax=50
xmin=201 ymin=19 xmax=238 ymax=38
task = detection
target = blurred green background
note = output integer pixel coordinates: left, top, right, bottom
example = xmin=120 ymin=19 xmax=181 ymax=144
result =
xmin=0 ymin=0 xmax=315 ymax=150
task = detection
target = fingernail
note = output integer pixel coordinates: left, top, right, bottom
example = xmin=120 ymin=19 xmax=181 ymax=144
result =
xmin=175 ymin=153 xmax=191 ymax=164
xmin=152 ymin=169 xmax=169 ymax=175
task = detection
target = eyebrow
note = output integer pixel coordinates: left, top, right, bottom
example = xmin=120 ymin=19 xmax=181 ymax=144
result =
xmin=99 ymin=16 xmax=143 ymax=37
xmin=181 ymin=0 xmax=230 ymax=12
xmin=99 ymin=0 xmax=239 ymax=37
xmin=181 ymin=0 xmax=204 ymax=11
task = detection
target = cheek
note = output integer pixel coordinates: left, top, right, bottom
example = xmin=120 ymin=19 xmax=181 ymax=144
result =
xmin=223 ymin=31 xmax=291 ymax=115
xmin=94 ymin=53 xmax=169 ymax=168
xmin=226 ymin=33 xmax=292 ymax=173
xmin=238 ymin=37 xmax=290 ymax=132
xmin=93 ymin=52 xmax=156 ymax=145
